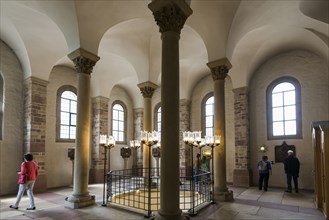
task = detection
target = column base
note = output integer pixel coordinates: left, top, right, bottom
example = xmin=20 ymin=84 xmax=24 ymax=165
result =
xmin=64 ymin=194 xmax=96 ymax=209
xmin=152 ymin=209 xmax=190 ymax=220
xmin=89 ymin=168 xmax=104 ymax=183
xmin=233 ymin=168 xmax=252 ymax=187
xmin=214 ymin=189 xmax=234 ymax=202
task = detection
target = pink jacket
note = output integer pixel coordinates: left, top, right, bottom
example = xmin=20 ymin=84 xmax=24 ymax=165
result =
xmin=18 ymin=161 xmax=38 ymax=181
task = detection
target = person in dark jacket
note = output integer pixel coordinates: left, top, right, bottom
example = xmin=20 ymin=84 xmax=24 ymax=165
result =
xmin=257 ymin=155 xmax=272 ymax=191
xmin=284 ymin=150 xmax=300 ymax=193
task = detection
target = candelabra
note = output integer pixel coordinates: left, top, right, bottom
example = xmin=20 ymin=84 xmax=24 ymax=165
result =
xmin=205 ymin=135 xmax=220 ymax=204
xmin=183 ymin=131 xmax=202 ymax=216
xmin=140 ymin=130 xmax=159 ymax=218
xmin=99 ymin=135 xmax=116 ymax=207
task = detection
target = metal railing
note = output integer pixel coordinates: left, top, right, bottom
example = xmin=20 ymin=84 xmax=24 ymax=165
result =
xmin=106 ymin=168 xmax=212 ymax=218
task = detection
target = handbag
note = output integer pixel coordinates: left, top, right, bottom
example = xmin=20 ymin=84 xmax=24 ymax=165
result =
xmin=17 ymin=162 xmax=27 ymax=184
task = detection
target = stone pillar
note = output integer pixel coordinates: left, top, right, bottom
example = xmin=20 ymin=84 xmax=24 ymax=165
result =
xmin=233 ymin=87 xmax=252 ymax=187
xmin=138 ymin=81 xmax=158 ymax=175
xmin=180 ymin=99 xmax=191 ymax=177
xmin=65 ymin=48 xmax=100 ymax=209
xmin=23 ymin=76 xmax=48 ymax=193
xmin=90 ymin=96 xmax=109 ymax=183
xmin=207 ymin=58 xmax=233 ymax=202
xmin=149 ymin=1 xmax=192 ymax=219
xmin=133 ymin=108 xmax=143 ymax=175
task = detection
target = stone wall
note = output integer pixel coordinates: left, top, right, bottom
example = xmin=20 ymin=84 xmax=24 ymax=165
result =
xmin=249 ymin=50 xmax=329 ymax=189
xmin=90 ymin=96 xmax=109 ymax=183
xmin=233 ymin=87 xmax=252 ymax=187
xmin=24 ymin=77 xmax=48 ymax=192
xmin=0 ymin=41 xmax=24 ymax=195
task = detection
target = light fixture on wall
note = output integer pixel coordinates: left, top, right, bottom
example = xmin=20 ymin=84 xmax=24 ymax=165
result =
xmin=258 ymin=144 xmax=268 ymax=153
xmin=99 ymin=134 xmax=116 ymax=207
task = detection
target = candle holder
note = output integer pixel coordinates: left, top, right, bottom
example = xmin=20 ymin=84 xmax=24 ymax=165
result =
xmin=99 ymin=135 xmax=116 ymax=207
xmin=205 ymin=135 xmax=220 ymax=204
xmin=140 ymin=130 xmax=159 ymax=218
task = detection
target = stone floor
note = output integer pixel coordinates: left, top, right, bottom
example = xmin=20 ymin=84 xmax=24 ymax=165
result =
xmin=0 ymin=184 xmax=326 ymax=220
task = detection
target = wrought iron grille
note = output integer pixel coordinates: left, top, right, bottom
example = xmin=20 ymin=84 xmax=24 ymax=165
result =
xmin=106 ymin=168 xmax=212 ymax=217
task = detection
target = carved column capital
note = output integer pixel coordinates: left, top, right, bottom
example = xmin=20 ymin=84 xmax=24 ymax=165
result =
xmin=68 ymin=48 xmax=100 ymax=74
xmin=149 ymin=0 xmax=193 ymax=34
xmin=207 ymin=58 xmax=232 ymax=81
xmin=138 ymin=81 xmax=158 ymax=98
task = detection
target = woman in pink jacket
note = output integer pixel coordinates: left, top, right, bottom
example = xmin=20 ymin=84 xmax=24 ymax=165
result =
xmin=10 ymin=153 xmax=38 ymax=210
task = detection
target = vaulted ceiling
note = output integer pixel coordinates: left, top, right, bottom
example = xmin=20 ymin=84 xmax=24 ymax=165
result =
xmin=1 ymin=0 xmax=328 ymax=107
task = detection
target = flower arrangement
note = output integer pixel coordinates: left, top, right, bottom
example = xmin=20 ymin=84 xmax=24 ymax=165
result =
xmin=258 ymin=144 xmax=268 ymax=153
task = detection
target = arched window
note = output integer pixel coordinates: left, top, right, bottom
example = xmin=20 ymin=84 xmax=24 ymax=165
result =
xmin=0 ymin=74 xmax=3 ymax=140
xmin=267 ymin=77 xmax=302 ymax=139
xmin=202 ymin=93 xmax=214 ymax=137
xmin=112 ymin=102 xmax=126 ymax=143
xmin=154 ymin=103 xmax=161 ymax=132
xmin=56 ymin=86 xmax=77 ymax=142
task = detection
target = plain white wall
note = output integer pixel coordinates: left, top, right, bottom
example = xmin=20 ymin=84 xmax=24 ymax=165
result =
xmin=45 ymin=65 xmax=78 ymax=188
xmin=109 ymin=85 xmax=134 ymax=171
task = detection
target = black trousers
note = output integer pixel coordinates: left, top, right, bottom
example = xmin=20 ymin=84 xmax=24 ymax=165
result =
xmin=286 ymin=173 xmax=299 ymax=192
xmin=259 ymin=173 xmax=270 ymax=191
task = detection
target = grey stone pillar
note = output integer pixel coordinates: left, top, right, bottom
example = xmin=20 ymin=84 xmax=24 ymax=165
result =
xmin=180 ymin=99 xmax=191 ymax=177
xmin=65 ymin=48 xmax=100 ymax=209
xmin=90 ymin=96 xmax=109 ymax=183
xmin=149 ymin=1 xmax=192 ymax=219
xmin=23 ymin=77 xmax=48 ymax=193
xmin=138 ymin=81 xmax=158 ymax=176
xmin=207 ymin=58 xmax=233 ymax=202
xmin=133 ymin=108 xmax=144 ymax=175
xmin=233 ymin=87 xmax=252 ymax=187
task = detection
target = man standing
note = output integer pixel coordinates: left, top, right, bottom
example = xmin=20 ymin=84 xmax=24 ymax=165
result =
xmin=284 ymin=150 xmax=300 ymax=193
xmin=257 ymin=155 xmax=272 ymax=191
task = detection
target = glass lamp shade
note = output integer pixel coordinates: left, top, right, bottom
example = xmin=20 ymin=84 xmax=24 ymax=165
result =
xmin=215 ymin=135 xmax=221 ymax=145
xmin=205 ymin=136 xmax=214 ymax=145
xmin=194 ymin=131 xmax=201 ymax=142
xmin=108 ymin=136 xmax=115 ymax=146
xmin=100 ymin=134 xmax=107 ymax=145
xmin=100 ymin=135 xmax=115 ymax=146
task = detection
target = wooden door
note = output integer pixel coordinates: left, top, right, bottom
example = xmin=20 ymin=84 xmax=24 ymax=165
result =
xmin=321 ymin=126 xmax=329 ymax=218
xmin=313 ymin=126 xmax=323 ymax=209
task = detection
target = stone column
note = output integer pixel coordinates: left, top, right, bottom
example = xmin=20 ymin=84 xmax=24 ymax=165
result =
xmin=180 ymin=99 xmax=191 ymax=177
xmin=65 ymin=48 xmax=100 ymax=209
xmin=207 ymin=58 xmax=233 ymax=202
xmin=133 ymin=108 xmax=144 ymax=175
xmin=149 ymin=1 xmax=192 ymax=219
xmin=233 ymin=87 xmax=252 ymax=187
xmin=90 ymin=96 xmax=109 ymax=183
xmin=23 ymin=77 xmax=48 ymax=193
xmin=138 ymin=81 xmax=158 ymax=175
